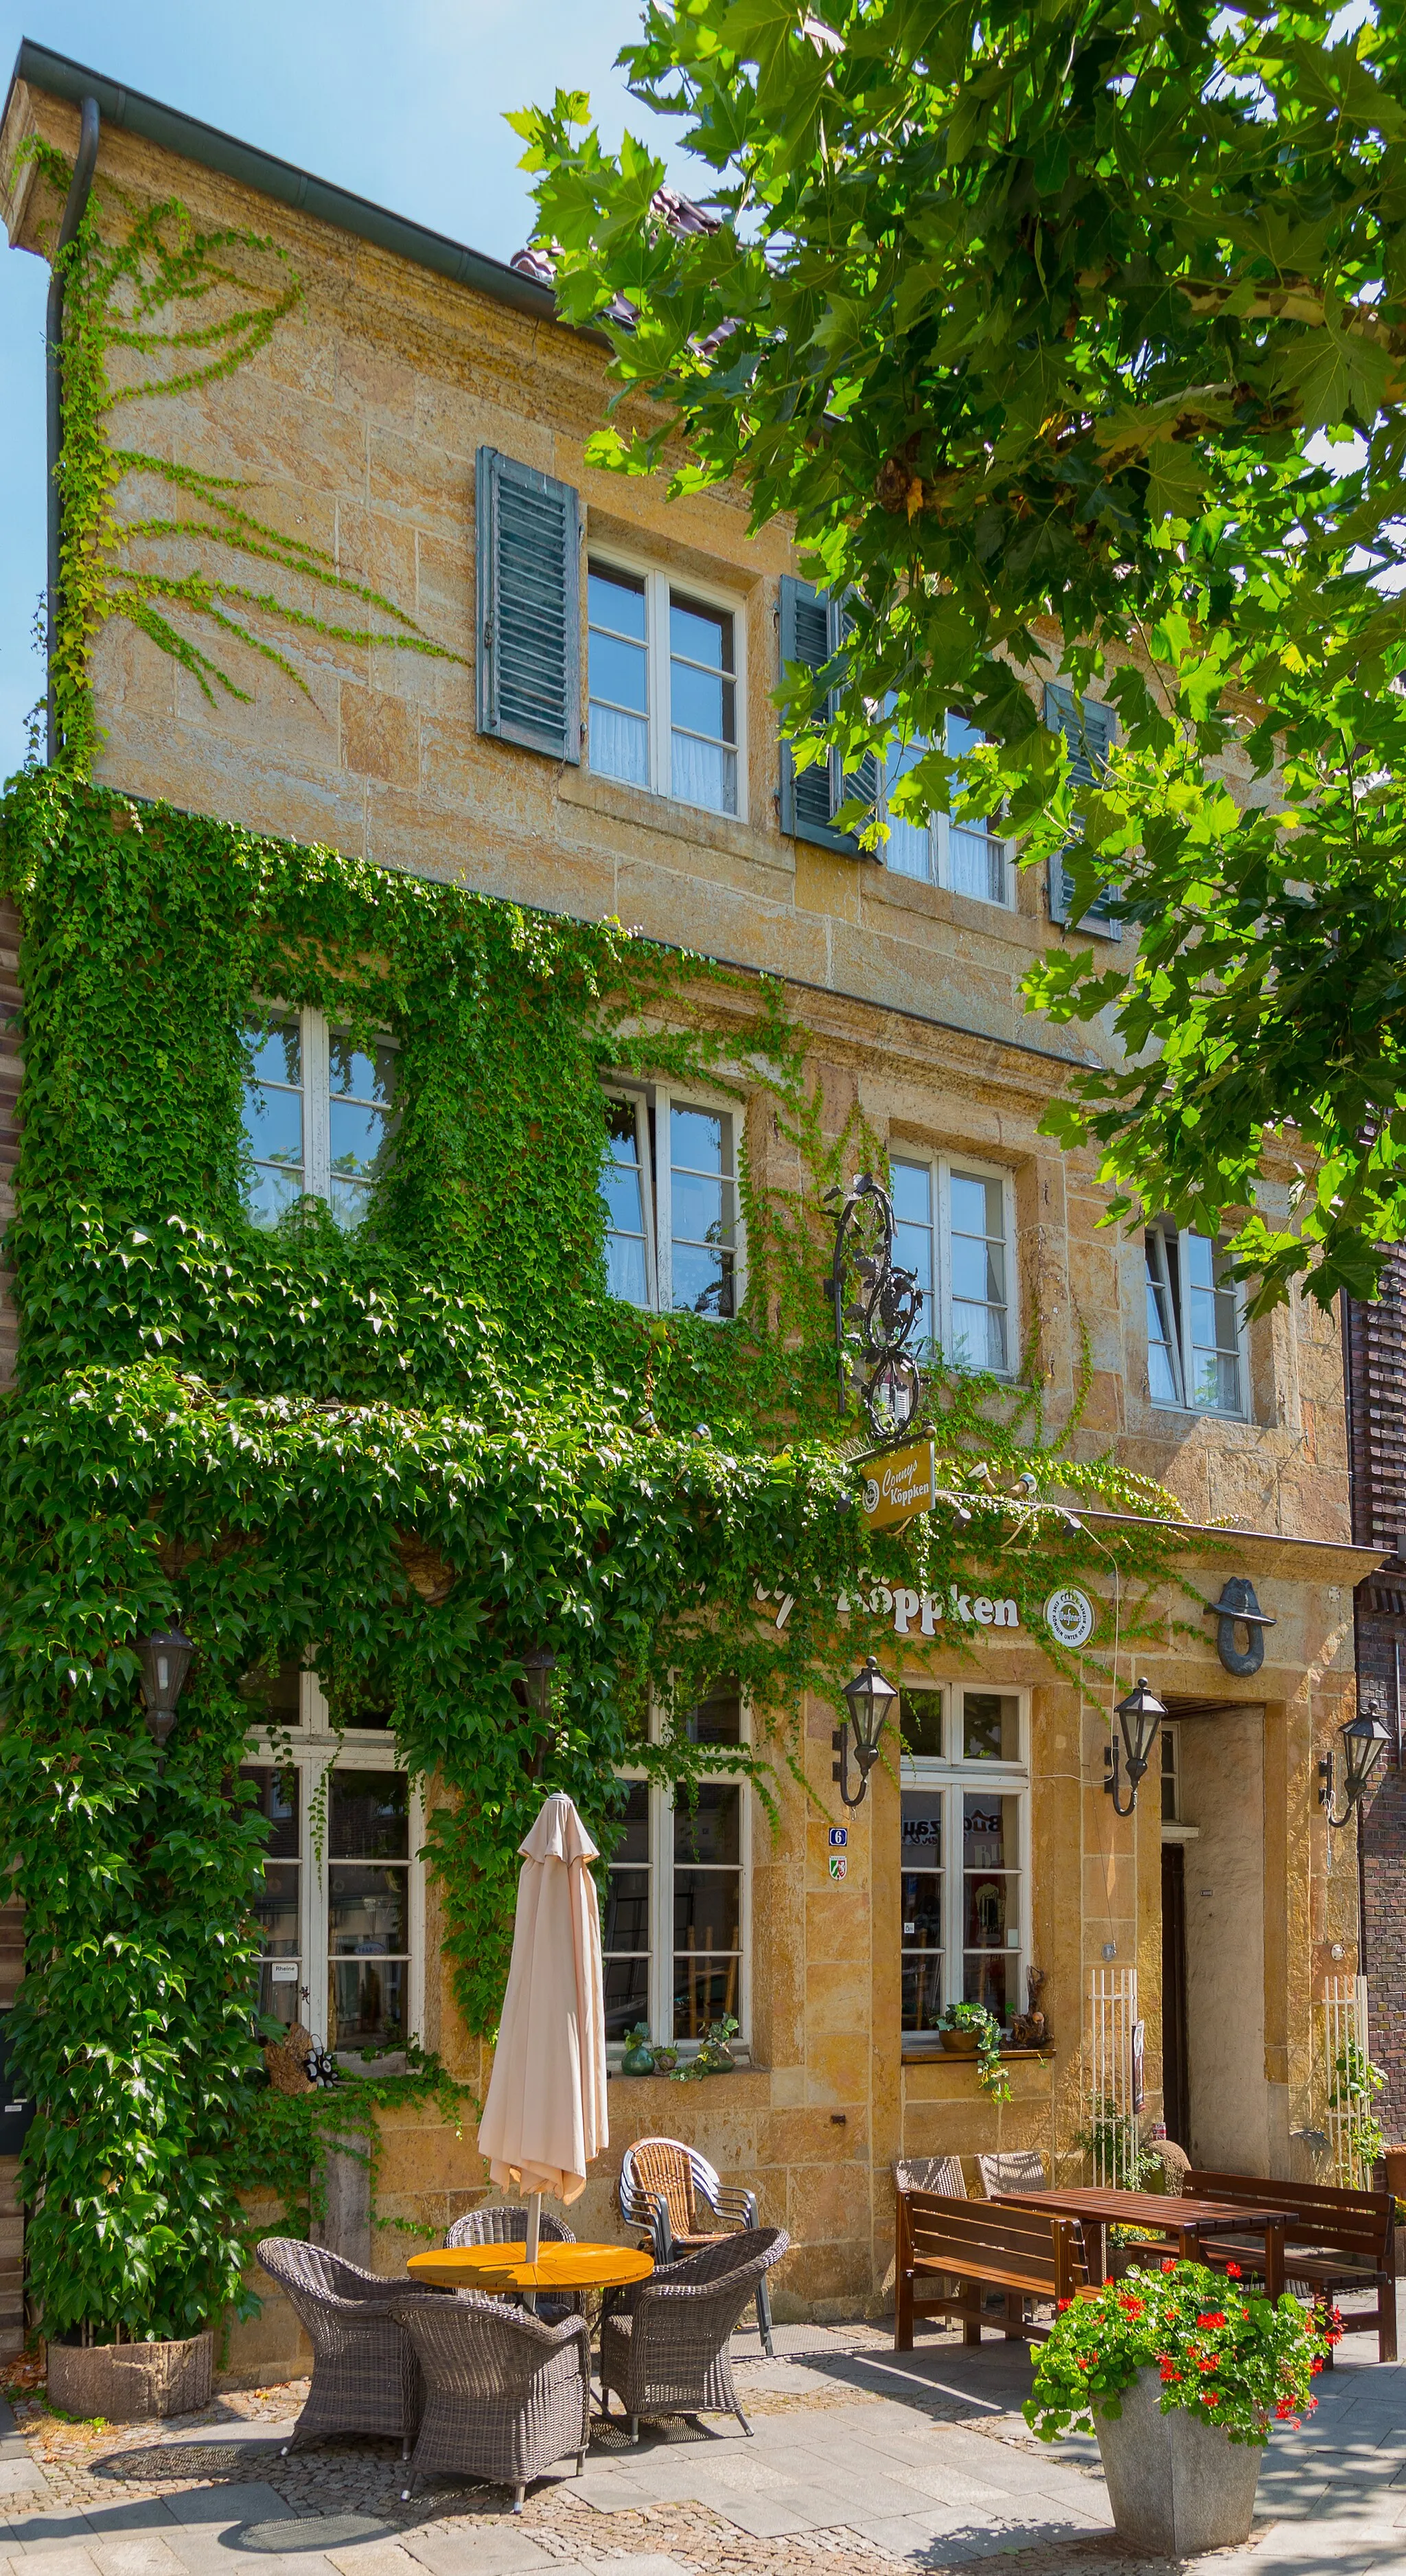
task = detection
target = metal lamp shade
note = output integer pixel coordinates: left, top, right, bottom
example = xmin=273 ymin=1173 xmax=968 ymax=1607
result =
xmin=521 ymin=1647 xmax=557 ymax=1729
xmin=1341 ymin=1709 xmax=1392 ymax=1805
xmin=842 ymin=1655 xmax=899 ymax=1763
xmin=137 ymin=1627 xmax=195 ymax=1749
xmin=1115 ymin=1675 xmax=1166 ymax=1783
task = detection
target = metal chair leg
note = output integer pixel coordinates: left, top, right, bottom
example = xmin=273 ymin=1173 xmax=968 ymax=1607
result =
xmin=755 ymin=2268 xmax=775 ymax=2359
xmin=512 ymin=2485 xmax=525 ymax=2513
xmin=629 ymin=2415 xmax=639 ymax=2442
xmin=735 ymin=2406 xmax=753 ymax=2437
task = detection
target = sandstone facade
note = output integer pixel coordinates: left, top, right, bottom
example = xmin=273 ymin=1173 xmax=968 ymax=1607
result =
xmin=1 ymin=54 xmax=1385 ymax=2378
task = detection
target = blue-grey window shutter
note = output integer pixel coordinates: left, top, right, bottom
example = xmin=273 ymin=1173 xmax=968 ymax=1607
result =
xmin=476 ymin=447 xmax=581 ymax=763
xmin=778 ymin=578 xmax=877 ymax=854
xmin=1045 ymin=683 xmax=1120 ymax=938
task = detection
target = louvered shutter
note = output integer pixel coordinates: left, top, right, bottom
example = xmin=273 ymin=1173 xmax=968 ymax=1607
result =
xmin=778 ymin=578 xmax=877 ymax=854
xmin=1045 ymin=682 xmax=1120 ymax=938
xmin=476 ymin=447 xmax=581 ymax=762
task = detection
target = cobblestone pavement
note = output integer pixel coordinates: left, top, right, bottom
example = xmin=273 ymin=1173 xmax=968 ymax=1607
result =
xmin=4 ymin=2311 xmax=1405 ymax=2575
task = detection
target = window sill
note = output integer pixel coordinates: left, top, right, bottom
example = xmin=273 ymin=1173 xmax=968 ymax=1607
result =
xmin=557 ymin=766 xmax=783 ymax=874
xmin=1161 ymin=1821 xmax=1201 ymax=1843
xmin=901 ymin=2043 xmax=1054 ymax=2066
xmin=1144 ymin=1402 xmax=1250 ymax=1426
xmin=864 ymin=866 xmax=1034 ymax=942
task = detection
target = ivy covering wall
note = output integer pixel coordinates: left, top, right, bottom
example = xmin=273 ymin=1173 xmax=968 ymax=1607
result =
xmin=0 ymin=141 xmax=1195 ymax=2348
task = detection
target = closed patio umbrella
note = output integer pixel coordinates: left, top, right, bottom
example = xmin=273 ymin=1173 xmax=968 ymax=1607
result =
xmin=476 ymin=1792 xmax=608 ymax=2289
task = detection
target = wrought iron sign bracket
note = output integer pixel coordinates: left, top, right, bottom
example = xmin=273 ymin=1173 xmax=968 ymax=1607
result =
xmin=825 ymin=1172 xmax=925 ymax=1442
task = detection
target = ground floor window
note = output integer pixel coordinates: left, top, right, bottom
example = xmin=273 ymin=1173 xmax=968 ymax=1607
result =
xmin=899 ymin=1685 xmax=1028 ymax=2038
xmin=240 ymin=1664 xmax=423 ymax=2058
xmin=602 ymin=1689 xmax=748 ymax=2051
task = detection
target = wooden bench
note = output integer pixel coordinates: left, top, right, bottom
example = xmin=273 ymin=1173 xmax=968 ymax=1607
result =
xmin=1185 ymin=2167 xmax=1397 ymax=2364
xmin=895 ymin=2189 xmax=1087 ymax=2351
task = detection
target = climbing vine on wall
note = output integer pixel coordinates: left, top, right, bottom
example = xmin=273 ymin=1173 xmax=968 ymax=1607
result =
xmin=2 ymin=144 xmax=1199 ymax=2345
xmin=21 ymin=138 xmax=463 ymax=774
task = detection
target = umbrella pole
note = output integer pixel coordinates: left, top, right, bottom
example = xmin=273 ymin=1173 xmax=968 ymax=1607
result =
xmin=523 ymin=2189 xmax=542 ymax=2314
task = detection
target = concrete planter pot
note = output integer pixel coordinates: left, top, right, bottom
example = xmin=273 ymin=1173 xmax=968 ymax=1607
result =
xmin=48 ymin=2327 xmax=212 ymax=2422
xmin=1094 ymin=2366 xmax=1263 ymax=2555
xmin=938 ymin=2029 xmax=981 ymax=2058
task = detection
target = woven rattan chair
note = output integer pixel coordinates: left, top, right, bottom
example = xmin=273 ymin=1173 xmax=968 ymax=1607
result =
xmin=619 ymin=2136 xmax=776 ymax=2356
xmin=896 ymin=2156 xmax=966 ymax=2197
xmin=977 ymin=2150 xmax=1048 ymax=2196
xmin=599 ymin=2225 xmax=790 ymax=2441
xmin=393 ymin=2288 xmax=591 ymax=2509
xmin=446 ymin=2203 xmax=577 ymax=2325
xmin=257 ymin=2237 xmax=421 ymax=2457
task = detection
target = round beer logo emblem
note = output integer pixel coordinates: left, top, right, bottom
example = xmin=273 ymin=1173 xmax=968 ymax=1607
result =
xmin=863 ymin=1477 xmax=880 ymax=1515
xmin=1044 ymin=1586 xmax=1095 ymax=1649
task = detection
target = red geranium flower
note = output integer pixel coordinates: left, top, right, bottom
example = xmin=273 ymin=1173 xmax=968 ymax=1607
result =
xmin=1311 ymin=2358 xmax=1323 ymax=2375
xmin=1197 ymin=2312 xmax=1226 ymax=2329
xmin=1057 ymin=2298 xmax=1072 ymax=2312
xmin=1161 ymin=2257 xmax=1176 ymax=2273
xmin=1226 ymin=2263 xmax=1241 ymax=2279
xmin=1119 ymin=2294 xmax=1145 ymax=2319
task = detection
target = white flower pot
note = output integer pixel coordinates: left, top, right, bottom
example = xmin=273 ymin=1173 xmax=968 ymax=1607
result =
xmin=1094 ymin=2364 xmax=1263 ymax=2555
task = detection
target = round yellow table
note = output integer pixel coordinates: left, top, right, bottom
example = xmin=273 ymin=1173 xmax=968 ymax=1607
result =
xmin=407 ymin=2241 xmax=654 ymax=2296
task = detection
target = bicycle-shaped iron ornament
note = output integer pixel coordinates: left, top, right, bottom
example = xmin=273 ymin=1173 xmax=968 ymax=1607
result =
xmin=826 ymin=1173 xmax=925 ymax=1439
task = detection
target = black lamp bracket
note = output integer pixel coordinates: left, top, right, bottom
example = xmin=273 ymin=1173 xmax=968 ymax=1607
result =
xmin=832 ymin=1722 xmax=880 ymax=1810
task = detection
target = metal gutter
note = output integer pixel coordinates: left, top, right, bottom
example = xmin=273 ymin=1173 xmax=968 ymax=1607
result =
xmin=9 ymin=38 xmax=564 ymax=330
xmin=45 ymin=88 xmax=99 ymax=766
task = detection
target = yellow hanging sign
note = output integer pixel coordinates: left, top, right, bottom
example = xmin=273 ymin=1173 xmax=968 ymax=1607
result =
xmin=859 ymin=1439 xmax=936 ymax=1531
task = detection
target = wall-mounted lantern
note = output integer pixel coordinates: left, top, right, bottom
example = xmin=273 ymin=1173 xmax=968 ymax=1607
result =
xmin=137 ymin=1628 xmax=195 ymax=1753
xmin=1103 ymin=1675 xmax=1166 ymax=1816
xmin=833 ymin=1655 xmax=899 ymax=1810
xmin=1319 ymin=1703 xmax=1392 ymax=1828
xmin=521 ymin=1646 xmax=557 ymax=1777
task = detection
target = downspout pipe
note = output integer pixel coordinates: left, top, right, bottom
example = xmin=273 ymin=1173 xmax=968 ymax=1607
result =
xmin=45 ymin=94 xmax=101 ymax=766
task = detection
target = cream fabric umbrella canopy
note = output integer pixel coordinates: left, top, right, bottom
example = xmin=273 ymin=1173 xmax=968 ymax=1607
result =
xmin=477 ymin=1792 xmax=609 ymax=2233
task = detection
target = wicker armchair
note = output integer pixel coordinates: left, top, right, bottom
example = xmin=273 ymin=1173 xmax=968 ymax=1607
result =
xmin=599 ymin=2225 xmax=790 ymax=2441
xmin=256 ymin=2237 xmax=421 ymax=2457
xmin=446 ymin=2203 xmax=578 ymax=2325
xmin=896 ymin=2156 xmax=966 ymax=2197
xmin=978 ymin=2150 xmax=1048 ymax=2196
xmin=393 ymin=2288 xmax=591 ymax=2509
xmin=618 ymin=2135 xmax=776 ymax=2356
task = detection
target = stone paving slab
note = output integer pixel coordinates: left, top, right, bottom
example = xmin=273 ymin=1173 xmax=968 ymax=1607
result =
xmin=7 ymin=2312 xmax=1406 ymax=2573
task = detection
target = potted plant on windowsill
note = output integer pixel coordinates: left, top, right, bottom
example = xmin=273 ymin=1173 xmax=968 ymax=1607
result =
xmin=936 ymin=2003 xmax=1011 ymax=2100
xmin=1025 ymin=2258 xmax=1333 ymax=2555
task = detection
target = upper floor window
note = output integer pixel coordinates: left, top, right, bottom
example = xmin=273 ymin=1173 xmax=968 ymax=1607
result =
xmin=242 ymin=1008 xmax=395 ymax=1231
xmin=601 ymin=1088 xmax=741 ymax=1319
xmin=1144 ymin=1223 xmax=1246 ymax=1417
xmin=240 ymin=1662 xmax=421 ymax=2061
xmin=882 ymin=711 xmax=1011 ymax=905
xmin=588 ymin=562 xmax=741 ymax=817
xmin=890 ymin=1154 xmax=1013 ymax=1375
xmin=602 ymin=1689 xmax=748 ymax=2053
xmin=899 ymin=1685 xmax=1028 ymax=2040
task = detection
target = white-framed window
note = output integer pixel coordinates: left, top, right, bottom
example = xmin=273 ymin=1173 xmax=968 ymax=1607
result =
xmin=242 ymin=1007 xmax=397 ymax=1231
xmin=889 ymin=1154 xmax=1014 ymax=1375
xmin=881 ymin=710 xmax=1013 ymax=905
xmin=1143 ymin=1222 xmax=1247 ymax=1417
xmin=240 ymin=1664 xmax=424 ymax=2060
xmin=587 ymin=559 xmax=744 ymax=819
xmin=899 ymin=1685 xmax=1029 ymax=2040
xmin=600 ymin=1086 xmax=744 ymax=1319
xmin=602 ymin=1687 xmax=750 ymax=2055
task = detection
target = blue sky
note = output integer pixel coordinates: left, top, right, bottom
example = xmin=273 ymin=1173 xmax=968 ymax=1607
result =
xmin=0 ymin=0 xmax=682 ymax=775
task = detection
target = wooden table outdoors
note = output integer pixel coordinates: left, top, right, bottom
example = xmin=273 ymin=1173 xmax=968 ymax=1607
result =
xmin=995 ymin=2189 xmax=1287 ymax=2295
xmin=406 ymin=2242 xmax=654 ymax=2297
